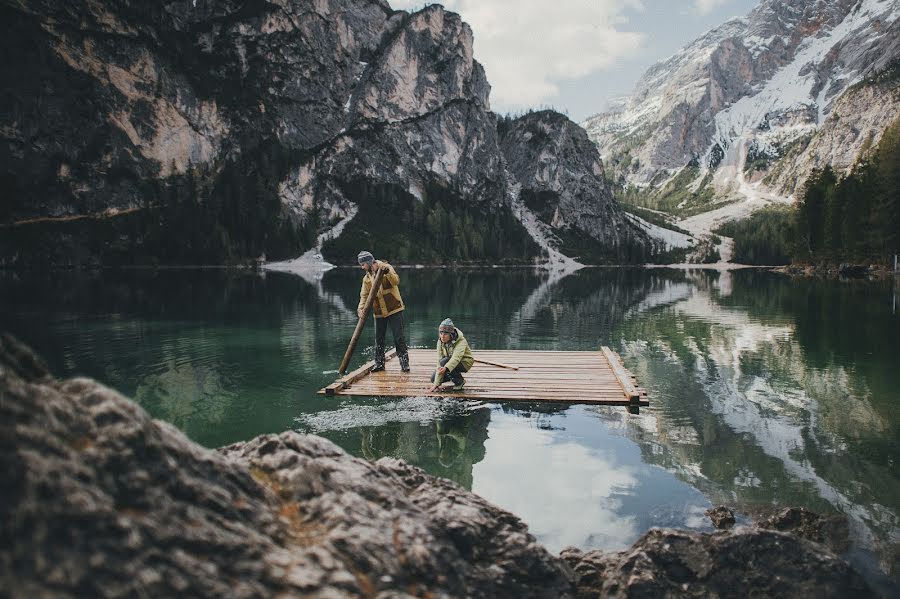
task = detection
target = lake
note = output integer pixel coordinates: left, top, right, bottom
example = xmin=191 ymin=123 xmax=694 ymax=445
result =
xmin=2 ymin=266 xmax=898 ymax=593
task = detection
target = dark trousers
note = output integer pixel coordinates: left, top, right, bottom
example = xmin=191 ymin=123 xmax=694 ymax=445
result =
xmin=375 ymin=311 xmax=409 ymax=369
xmin=430 ymin=356 xmax=468 ymax=385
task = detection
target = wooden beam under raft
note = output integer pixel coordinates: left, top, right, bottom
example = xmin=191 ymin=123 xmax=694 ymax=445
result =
xmin=320 ymin=348 xmax=649 ymax=407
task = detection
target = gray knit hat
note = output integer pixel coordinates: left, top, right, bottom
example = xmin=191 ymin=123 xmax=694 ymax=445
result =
xmin=357 ymin=250 xmax=374 ymax=265
xmin=438 ymin=318 xmax=455 ymax=334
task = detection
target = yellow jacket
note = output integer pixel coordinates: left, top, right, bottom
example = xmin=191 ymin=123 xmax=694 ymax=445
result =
xmin=358 ymin=261 xmax=405 ymax=318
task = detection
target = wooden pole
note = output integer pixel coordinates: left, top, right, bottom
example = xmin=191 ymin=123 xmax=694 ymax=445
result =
xmin=338 ymin=266 xmax=386 ymax=374
xmin=473 ymin=358 xmax=519 ymax=370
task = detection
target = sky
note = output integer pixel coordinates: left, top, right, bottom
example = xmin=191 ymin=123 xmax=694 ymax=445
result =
xmin=388 ymin=0 xmax=760 ymax=122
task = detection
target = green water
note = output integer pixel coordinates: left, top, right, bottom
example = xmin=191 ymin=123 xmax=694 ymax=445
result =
xmin=2 ymin=267 xmax=898 ymax=592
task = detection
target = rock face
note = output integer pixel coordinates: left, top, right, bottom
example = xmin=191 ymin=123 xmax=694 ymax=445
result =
xmin=560 ymin=528 xmax=874 ymax=599
xmin=583 ymin=0 xmax=900 ymax=201
xmin=757 ymin=507 xmax=851 ymax=555
xmin=499 ymin=111 xmax=656 ymax=262
xmin=706 ymin=505 xmax=737 ymax=529
xmin=764 ymin=74 xmax=900 ymax=196
xmin=1 ymin=0 xmax=653 ymax=267
xmin=0 ymin=333 xmax=877 ymax=598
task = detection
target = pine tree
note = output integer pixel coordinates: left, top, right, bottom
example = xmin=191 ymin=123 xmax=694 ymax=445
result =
xmin=873 ymin=116 xmax=900 ymax=259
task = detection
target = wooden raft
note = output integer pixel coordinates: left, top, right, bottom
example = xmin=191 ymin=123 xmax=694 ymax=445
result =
xmin=319 ymin=347 xmax=649 ymax=406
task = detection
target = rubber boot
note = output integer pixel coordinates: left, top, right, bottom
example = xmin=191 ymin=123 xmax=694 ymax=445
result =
xmin=372 ymin=345 xmax=386 ymax=372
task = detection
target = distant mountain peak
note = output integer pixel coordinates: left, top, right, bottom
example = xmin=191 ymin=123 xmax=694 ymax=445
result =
xmin=583 ymin=0 xmax=900 ymax=206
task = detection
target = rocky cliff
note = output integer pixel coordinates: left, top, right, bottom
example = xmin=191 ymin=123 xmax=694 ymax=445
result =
xmin=499 ymin=111 xmax=657 ymax=263
xmin=583 ymin=0 xmax=900 ymax=206
xmin=1 ymin=0 xmax=650 ymax=267
xmin=0 ymin=333 xmax=877 ymax=597
xmin=764 ymin=67 xmax=900 ymax=196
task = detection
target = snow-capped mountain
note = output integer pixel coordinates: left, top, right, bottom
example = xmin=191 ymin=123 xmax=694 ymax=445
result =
xmin=583 ymin=0 xmax=900 ymax=203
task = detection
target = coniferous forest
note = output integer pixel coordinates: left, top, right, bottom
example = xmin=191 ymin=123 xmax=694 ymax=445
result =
xmin=718 ymin=115 xmax=900 ymax=266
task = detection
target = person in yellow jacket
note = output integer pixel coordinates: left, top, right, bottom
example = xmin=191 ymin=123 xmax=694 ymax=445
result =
xmin=429 ymin=318 xmax=474 ymax=392
xmin=357 ymin=250 xmax=409 ymax=372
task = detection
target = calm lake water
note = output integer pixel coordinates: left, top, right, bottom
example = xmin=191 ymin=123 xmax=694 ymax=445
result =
xmin=2 ymin=267 xmax=898 ymax=593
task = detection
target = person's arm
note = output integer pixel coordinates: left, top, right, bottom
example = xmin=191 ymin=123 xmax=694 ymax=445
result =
xmin=357 ymin=276 xmax=371 ymax=317
xmin=444 ymin=338 xmax=468 ymax=372
xmin=382 ymin=264 xmax=400 ymax=287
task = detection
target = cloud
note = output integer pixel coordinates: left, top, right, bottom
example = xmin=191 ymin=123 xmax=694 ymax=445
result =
xmin=693 ymin=0 xmax=727 ymax=15
xmin=389 ymin=0 xmax=645 ymax=112
xmin=472 ymin=415 xmax=639 ymax=552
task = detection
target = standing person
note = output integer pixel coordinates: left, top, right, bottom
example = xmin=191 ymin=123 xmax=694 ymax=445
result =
xmin=357 ymin=250 xmax=410 ymax=372
xmin=429 ymin=318 xmax=474 ymax=392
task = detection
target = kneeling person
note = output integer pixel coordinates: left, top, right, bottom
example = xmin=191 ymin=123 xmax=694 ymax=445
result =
xmin=430 ymin=318 xmax=474 ymax=392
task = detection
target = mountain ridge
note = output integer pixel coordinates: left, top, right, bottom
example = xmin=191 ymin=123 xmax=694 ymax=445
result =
xmin=1 ymin=0 xmax=659 ymax=268
xmin=583 ymin=0 xmax=900 ymax=214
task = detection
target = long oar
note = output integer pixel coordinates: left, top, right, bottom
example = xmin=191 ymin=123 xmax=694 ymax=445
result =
xmin=338 ymin=266 xmax=386 ymax=374
xmin=474 ymin=358 xmax=518 ymax=370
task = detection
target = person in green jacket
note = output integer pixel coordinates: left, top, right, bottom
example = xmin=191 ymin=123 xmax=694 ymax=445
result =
xmin=429 ymin=318 xmax=474 ymax=392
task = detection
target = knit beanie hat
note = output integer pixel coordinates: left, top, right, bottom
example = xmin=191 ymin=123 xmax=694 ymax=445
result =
xmin=438 ymin=318 xmax=455 ymax=334
xmin=357 ymin=250 xmax=374 ymax=265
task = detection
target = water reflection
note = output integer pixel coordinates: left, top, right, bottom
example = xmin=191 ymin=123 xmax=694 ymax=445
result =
xmin=473 ymin=410 xmax=641 ymax=552
xmin=612 ymin=270 xmax=899 ymax=586
xmin=1 ymin=267 xmax=897 ymax=588
xmin=298 ymin=398 xmax=490 ymax=490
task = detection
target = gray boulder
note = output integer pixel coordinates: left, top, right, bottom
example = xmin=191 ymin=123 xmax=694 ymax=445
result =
xmin=560 ymin=528 xmax=873 ymax=598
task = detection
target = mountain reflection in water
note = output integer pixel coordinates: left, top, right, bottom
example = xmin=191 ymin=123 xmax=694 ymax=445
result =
xmin=1 ymin=267 xmax=897 ymax=591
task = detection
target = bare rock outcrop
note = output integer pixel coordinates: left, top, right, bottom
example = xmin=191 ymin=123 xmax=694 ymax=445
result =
xmin=560 ymin=528 xmax=873 ymax=598
xmin=757 ymin=507 xmax=851 ymax=555
xmin=0 ymin=334 xmax=875 ymax=597
xmin=0 ymin=0 xmax=522 ymax=267
xmin=499 ymin=110 xmax=656 ymax=262
xmin=706 ymin=505 xmax=737 ymax=529
xmin=765 ymin=75 xmax=900 ymax=196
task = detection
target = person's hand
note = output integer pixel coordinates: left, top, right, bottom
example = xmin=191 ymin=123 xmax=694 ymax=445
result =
xmin=357 ymin=308 xmax=365 ymax=319
xmin=428 ymin=385 xmax=440 ymax=393
xmin=438 ymin=367 xmax=447 ymax=375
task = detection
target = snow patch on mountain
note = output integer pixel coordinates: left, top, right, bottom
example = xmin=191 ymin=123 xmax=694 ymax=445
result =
xmin=625 ymin=214 xmax=694 ymax=250
xmin=709 ymin=0 xmax=898 ymax=163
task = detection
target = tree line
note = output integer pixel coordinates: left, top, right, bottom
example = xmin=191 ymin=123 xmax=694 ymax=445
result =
xmin=322 ymin=181 xmax=541 ymax=265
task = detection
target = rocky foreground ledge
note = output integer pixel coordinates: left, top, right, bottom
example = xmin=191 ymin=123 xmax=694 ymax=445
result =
xmin=0 ymin=334 xmax=874 ymax=597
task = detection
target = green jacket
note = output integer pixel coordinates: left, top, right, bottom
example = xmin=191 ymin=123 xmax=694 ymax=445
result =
xmin=357 ymin=261 xmax=405 ymax=318
xmin=435 ymin=328 xmax=474 ymax=384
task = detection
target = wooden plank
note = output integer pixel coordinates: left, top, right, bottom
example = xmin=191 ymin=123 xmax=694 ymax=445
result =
xmin=364 ymin=373 xmax=620 ymax=381
xmin=322 ymin=348 xmax=397 ymax=395
xmin=343 ymin=380 xmax=610 ymax=388
xmin=601 ymin=346 xmax=640 ymax=401
xmin=318 ymin=387 xmax=648 ymax=406
xmin=322 ymin=386 xmax=646 ymax=402
xmin=351 ymin=376 xmax=616 ymax=384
